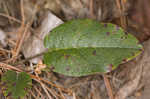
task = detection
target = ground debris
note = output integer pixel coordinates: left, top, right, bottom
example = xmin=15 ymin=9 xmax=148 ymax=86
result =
xmin=22 ymin=10 xmax=63 ymax=64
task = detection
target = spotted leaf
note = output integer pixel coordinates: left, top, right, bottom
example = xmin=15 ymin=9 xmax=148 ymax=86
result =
xmin=44 ymin=19 xmax=142 ymax=77
xmin=1 ymin=70 xmax=32 ymax=99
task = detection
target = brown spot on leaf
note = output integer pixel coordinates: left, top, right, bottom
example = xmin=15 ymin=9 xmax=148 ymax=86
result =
xmin=64 ymin=54 xmax=70 ymax=59
xmin=3 ymin=88 xmax=7 ymax=91
xmin=7 ymin=92 xmax=12 ymax=97
xmin=103 ymin=24 xmax=107 ymax=27
xmin=121 ymin=36 xmax=124 ymax=40
xmin=24 ymin=88 xmax=27 ymax=91
xmin=92 ymin=50 xmax=96 ymax=56
xmin=106 ymin=32 xmax=110 ymax=35
xmin=122 ymin=59 xmax=127 ymax=63
xmin=116 ymin=26 xmax=119 ymax=30
xmin=12 ymin=82 xmax=16 ymax=86
xmin=1 ymin=82 xmax=6 ymax=86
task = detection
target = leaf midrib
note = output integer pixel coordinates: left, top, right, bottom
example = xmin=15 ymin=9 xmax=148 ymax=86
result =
xmin=48 ymin=46 xmax=142 ymax=52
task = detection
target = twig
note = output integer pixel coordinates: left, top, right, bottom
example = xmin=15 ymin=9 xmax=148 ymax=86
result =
xmin=13 ymin=50 xmax=48 ymax=65
xmin=58 ymin=88 xmax=66 ymax=99
xmin=45 ymin=85 xmax=60 ymax=99
xmin=35 ymin=72 xmax=53 ymax=99
xmin=13 ymin=23 xmax=30 ymax=58
xmin=34 ymin=86 xmax=43 ymax=98
xmin=12 ymin=0 xmax=26 ymax=62
xmin=0 ymin=13 xmax=21 ymax=23
xmin=0 ymin=13 xmax=42 ymax=42
xmin=38 ymin=79 xmax=53 ymax=99
xmin=115 ymin=0 xmax=127 ymax=29
xmin=3 ymin=1 xmax=13 ymax=24
xmin=12 ymin=0 xmax=38 ymax=62
xmin=36 ymin=76 xmax=72 ymax=94
xmin=0 ymin=62 xmax=22 ymax=72
xmin=73 ymin=92 xmax=77 ymax=99
xmin=103 ymin=74 xmax=114 ymax=99
xmin=30 ymin=90 xmax=37 ymax=99
xmin=20 ymin=0 xmax=25 ymax=26
xmin=0 ymin=47 xmax=11 ymax=53
xmin=89 ymin=0 xmax=95 ymax=19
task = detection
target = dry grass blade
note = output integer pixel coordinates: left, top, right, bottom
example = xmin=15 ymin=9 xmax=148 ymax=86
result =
xmin=12 ymin=23 xmax=29 ymax=60
xmin=38 ymin=80 xmax=53 ymax=99
xmin=12 ymin=0 xmax=27 ymax=62
xmin=89 ymin=0 xmax=95 ymax=19
xmin=20 ymin=0 xmax=25 ymax=26
xmin=115 ymin=0 xmax=127 ymax=29
xmin=73 ymin=92 xmax=77 ymax=99
xmin=45 ymin=85 xmax=60 ymax=99
xmin=35 ymin=72 xmax=53 ymax=99
xmin=103 ymin=74 xmax=114 ymax=99
xmin=58 ymin=88 xmax=66 ymax=99
xmin=0 ymin=62 xmax=23 ymax=72
xmin=0 ymin=13 xmax=21 ymax=23
xmin=30 ymin=90 xmax=38 ymax=99
xmin=34 ymin=86 xmax=43 ymax=98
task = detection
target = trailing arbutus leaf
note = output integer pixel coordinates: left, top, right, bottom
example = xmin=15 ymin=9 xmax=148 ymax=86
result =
xmin=44 ymin=19 xmax=142 ymax=77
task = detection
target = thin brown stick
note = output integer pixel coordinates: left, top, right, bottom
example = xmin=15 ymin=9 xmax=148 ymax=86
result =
xmin=0 ymin=13 xmax=21 ymax=23
xmin=20 ymin=0 xmax=25 ymax=26
xmin=34 ymin=86 xmax=43 ymax=97
xmin=103 ymin=74 xmax=114 ymax=99
xmin=13 ymin=23 xmax=29 ymax=58
xmin=35 ymin=72 xmax=53 ymax=99
xmin=3 ymin=1 xmax=13 ymax=24
xmin=30 ymin=90 xmax=37 ymax=99
xmin=0 ymin=13 xmax=41 ymax=42
xmin=0 ymin=8 xmax=43 ymax=43
xmin=120 ymin=0 xmax=127 ymax=29
xmin=45 ymin=85 xmax=60 ymax=99
xmin=115 ymin=0 xmax=127 ymax=29
xmin=0 ymin=47 xmax=11 ymax=53
xmin=11 ymin=0 xmax=26 ymax=62
xmin=73 ymin=92 xmax=77 ymax=99
xmin=58 ymin=88 xmax=66 ymax=99
xmin=0 ymin=62 xmax=23 ymax=72
xmin=38 ymin=79 xmax=53 ymax=99
xmin=89 ymin=0 xmax=95 ymax=19
xmin=13 ymin=49 xmax=48 ymax=65
xmin=116 ymin=0 xmax=121 ymax=11
xmin=34 ymin=75 xmax=71 ymax=93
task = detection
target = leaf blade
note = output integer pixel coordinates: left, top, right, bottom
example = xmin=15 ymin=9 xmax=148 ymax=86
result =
xmin=1 ymin=70 xmax=32 ymax=99
xmin=44 ymin=19 xmax=142 ymax=77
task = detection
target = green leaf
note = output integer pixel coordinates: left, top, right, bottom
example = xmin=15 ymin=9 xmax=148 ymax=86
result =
xmin=44 ymin=19 xmax=142 ymax=77
xmin=1 ymin=70 xmax=32 ymax=99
